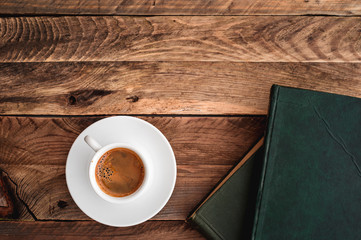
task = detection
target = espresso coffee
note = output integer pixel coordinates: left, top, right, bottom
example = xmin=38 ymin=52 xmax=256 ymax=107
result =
xmin=95 ymin=148 xmax=145 ymax=197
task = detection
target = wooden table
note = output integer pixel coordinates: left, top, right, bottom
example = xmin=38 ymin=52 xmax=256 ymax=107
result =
xmin=1 ymin=1 xmax=361 ymax=239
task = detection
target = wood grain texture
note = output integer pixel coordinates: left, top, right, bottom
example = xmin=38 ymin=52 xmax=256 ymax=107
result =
xmin=0 ymin=221 xmax=204 ymax=239
xmin=0 ymin=0 xmax=360 ymax=15
xmin=0 ymin=116 xmax=265 ymax=220
xmin=1 ymin=16 xmax=361 ymax=62
xmin=1 ymin=62 xmax=361 ymax=115
xmin=0 ymin=173 xmax=14 ymax=218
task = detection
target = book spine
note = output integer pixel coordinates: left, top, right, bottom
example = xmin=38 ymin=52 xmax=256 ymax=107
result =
xmin=187 ymin=215 xmax=223 ymax=240
xmin=251 ymin=85 xmax=280 ymax=240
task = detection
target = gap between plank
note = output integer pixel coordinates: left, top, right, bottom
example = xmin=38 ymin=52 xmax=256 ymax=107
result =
xmin=0 ymin=14 xmax=359 ymax=17
xmin=0 ymin=114 xmax=266 ymax=118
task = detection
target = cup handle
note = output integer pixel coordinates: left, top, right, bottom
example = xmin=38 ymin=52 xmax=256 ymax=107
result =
xmin=84 ymin=135 xmax=102 ymax=152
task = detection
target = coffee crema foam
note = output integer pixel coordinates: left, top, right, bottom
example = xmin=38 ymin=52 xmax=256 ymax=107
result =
xmin=95 ymin=148 xmax=145 ymax=197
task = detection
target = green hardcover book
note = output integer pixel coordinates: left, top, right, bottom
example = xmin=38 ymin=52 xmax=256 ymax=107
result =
xmin=252 ymin=85 xmax=361 ymax=240
xmin=187 ymin=138 xmax=265 ymax=240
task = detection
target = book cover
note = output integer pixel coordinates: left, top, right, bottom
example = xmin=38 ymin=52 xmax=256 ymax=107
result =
xmin=252 ymin=85 xmax=361 ymax=240
xmin=187 ymin=138 xmax=264 ymax=240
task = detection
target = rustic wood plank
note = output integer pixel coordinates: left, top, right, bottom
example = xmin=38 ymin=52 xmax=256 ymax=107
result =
xmin=0 ymin=220 xmax=204 ymax=239
xmin=0 ymin=0 xmax=360 ymax=15
xmin=0 ymin=116 xmax=265 ymax=220
xmin=1 ymin=16 xmax=361 ymax=62
xmin=0 ymin=164 xmax=235 ymax=221
xmin=1 ymin=62 xmax=361 ymax=115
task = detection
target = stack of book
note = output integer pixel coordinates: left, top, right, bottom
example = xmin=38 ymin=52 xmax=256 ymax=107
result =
xmin=187 ymin=85 xmax=361 ymax=240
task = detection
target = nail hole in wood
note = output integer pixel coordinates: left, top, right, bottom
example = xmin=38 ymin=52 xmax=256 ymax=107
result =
xmin=68 ymin=96 xmax=76 ymax=105
xmin=57 ymin=200 xmax=68 ymax=209
xmin=126 ymin=96 xmax=139 ymax=103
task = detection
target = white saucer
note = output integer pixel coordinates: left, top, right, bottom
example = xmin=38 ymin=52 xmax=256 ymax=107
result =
xmin=65 ymin=116 xmax=177 ymax=227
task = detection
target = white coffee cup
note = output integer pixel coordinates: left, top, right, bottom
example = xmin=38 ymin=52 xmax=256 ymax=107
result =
xmin=84 ymin=135 xmax=152 ymax=204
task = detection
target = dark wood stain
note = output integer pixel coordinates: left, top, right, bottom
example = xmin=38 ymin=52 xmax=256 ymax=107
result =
xmin=67 ymin=90 xmax=113 ymax=107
